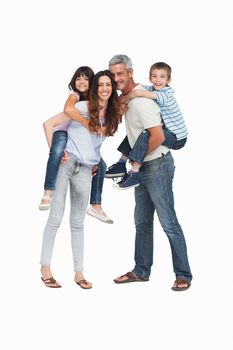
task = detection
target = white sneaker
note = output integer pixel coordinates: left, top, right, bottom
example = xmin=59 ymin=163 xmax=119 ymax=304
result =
xmin=39 ymin=196 xmax=52 ymax=211
xmin=87 ymin=207 xmax=113 ymax=224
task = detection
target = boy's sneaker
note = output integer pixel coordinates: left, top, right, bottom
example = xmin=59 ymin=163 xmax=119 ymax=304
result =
xmin=113 ymin=172 xmax=140 ymax=190
xmin=105 ymin=162 xmax=127 ymax=178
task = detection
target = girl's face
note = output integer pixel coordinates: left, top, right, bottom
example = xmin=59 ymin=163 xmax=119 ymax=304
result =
xmin=75 ymin=74 xmax=89 ymax=93
xmin=149 ymin=68 xmax=171 ymax=90
xmin=97 ymin=75 xmax=113 ymax=103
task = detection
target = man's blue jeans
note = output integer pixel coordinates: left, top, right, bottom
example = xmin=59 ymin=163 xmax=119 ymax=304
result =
xmin=132 ymin=152 xmax=192 ymax=282
xmin=44 ymin=130 xmax=106 ymax=204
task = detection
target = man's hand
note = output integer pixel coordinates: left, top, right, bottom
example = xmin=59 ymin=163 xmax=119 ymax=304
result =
xmin=88 ymin=124 xmax=102 ymax=134
xmin=147 ymin=126 xmax=165 ymax=154
xmin=61 ymin=150 xmax=69 ymax=163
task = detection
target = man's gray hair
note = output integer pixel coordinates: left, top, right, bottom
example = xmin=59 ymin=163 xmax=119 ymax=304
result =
xmin=109 ymin=54 xmax=133 ymax=70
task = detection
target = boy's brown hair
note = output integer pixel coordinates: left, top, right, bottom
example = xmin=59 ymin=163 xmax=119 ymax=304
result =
xmin=149 ymin=62 xmax=172 ymax=80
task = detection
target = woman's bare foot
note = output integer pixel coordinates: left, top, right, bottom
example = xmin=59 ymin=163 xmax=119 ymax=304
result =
xmin=74 ymin=272 xmax=92 ymax=289
xmin=41 ymin=266 xmax=61 ymax=288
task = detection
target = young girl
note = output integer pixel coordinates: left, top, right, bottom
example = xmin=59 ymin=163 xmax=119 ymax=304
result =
xmin=39 ymin=66 xmax=113 ymax=223
xmin=40 ymin=70 xmax=120 ymax=288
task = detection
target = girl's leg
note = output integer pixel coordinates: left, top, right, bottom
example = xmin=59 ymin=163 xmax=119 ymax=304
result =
xmin=90 ymin=158 xmax=106 ymax=205
xmin=39 ymin=131 xmax=68 ymax=209
xmin=69 ymin=165 xmax=92 ymax=289
xmin=40 ymin=160 xmax=74 ymax=286
xmin=87 ymin=158 xmax=113 ymax=223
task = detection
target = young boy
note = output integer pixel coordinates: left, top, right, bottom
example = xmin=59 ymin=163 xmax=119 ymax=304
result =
xmin=105 ymin=62 xmax=188 ymax=190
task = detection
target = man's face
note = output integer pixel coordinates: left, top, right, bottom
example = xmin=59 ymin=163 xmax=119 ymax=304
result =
xmin=109 ymin=63 xmax=133 ymax=92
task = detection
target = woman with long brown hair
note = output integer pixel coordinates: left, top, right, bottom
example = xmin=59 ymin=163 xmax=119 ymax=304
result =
xmin=40 ymin=70 xmax=120 ymax=289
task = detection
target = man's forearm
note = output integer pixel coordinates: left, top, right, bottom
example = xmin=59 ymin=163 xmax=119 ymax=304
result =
xmin=147 ymin=126 xmax=165 ymax=154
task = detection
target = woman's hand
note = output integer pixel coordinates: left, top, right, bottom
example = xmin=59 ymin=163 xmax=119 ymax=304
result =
xmin=92 ymin=164 xmax=98 ymax=176
xmin=61 ymin=150 xmax=69 ymax=163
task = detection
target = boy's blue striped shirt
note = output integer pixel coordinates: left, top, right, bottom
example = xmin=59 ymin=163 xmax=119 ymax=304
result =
xmin=145 ymin=85 xmax=187 ymax=140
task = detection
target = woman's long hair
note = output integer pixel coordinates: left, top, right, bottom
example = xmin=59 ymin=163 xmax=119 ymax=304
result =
xmin=88 ymin=70 xmax=120 ymax=136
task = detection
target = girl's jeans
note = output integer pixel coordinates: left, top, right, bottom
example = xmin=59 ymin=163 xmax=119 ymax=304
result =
xmin=44 ymin=131 xmax=68 ymax=191
xmin=44 ymin=130 xmax=106 ymax=204
xmin=40 ymin=159 xmax=92 ymax=272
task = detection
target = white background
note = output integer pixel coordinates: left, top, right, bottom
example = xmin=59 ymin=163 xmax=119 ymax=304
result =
xmin=0 ymin=0 xmax=232 ymax=349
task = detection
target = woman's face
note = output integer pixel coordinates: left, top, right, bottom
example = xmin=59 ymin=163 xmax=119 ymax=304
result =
xmin=97 ymin=75 xmax=113 ymax=103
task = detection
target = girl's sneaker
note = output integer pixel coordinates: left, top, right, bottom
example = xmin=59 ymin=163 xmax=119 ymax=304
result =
xmin=87 ymin=206 xmax=113 ymax=224
xmin=39 ymin=196 xmax=52 ymax=211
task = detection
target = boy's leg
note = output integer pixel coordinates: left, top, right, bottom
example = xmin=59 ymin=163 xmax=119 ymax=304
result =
xmin=117 ymin=135 xmax=132 ymax=157
xmin=105 ymin=136 xmax=130 ymax=178
xmin=128 ymin=130 xmax=149 ymax=163
xmin=113 ymin=131 xmax=149 ymax=190
xmin=162 ymin=128 xmax=187 ymax=150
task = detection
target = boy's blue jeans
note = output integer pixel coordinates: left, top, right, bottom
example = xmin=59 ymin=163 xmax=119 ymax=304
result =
xmin=117 ymin=131 xmax=149 ymax=163
xmin=117 ymin=129 xmax=187 ymax=161
xmin=44 ymin=130 xmax=105 ymax=204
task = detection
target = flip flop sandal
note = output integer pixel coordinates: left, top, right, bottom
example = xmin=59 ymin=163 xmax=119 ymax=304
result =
xmin=114 ymin=271 xmax=149 ymax=284
xmin=39 ymin=196 xmax=52 ymax=211
xmin=76 ymin=279 xmax=92 ymax=289
xmin=41 ymin=277 xmax=62 ymax=288
xmin=171 ymin=278 xmax=191 ymax=291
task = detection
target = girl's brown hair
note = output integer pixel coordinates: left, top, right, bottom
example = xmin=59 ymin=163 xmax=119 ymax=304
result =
xmin=68 ymin=66 xmax=95 ymax=100
xmin=88 ymin=70 xmax=120 ymax=136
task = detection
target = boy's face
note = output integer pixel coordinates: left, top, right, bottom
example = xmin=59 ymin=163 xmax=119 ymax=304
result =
xmin=149 ymin=68 xmax=171 ymax=90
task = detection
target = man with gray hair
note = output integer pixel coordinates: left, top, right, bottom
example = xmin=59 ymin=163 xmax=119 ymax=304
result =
xmin=109 ymin=54 xmax=192 ymax=291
